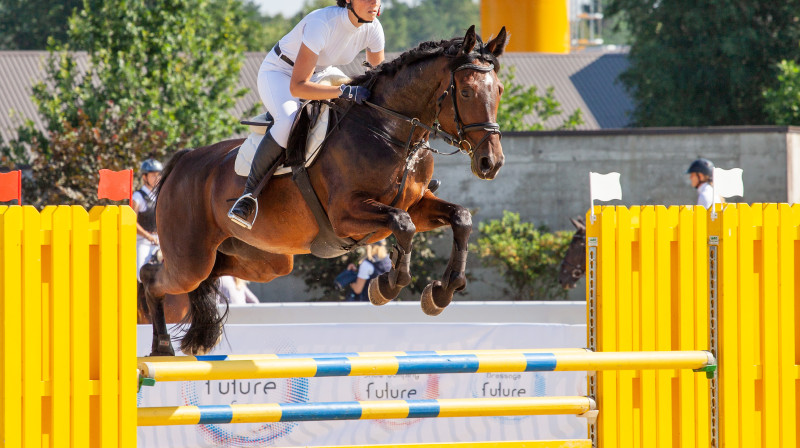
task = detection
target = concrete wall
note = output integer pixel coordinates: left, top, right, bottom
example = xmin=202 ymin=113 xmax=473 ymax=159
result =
xmin=251 ymin=126 xmax=800 ymax=302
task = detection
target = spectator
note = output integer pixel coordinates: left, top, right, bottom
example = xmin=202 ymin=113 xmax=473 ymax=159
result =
xmin=217 ymin=276 xmax=259 ymax=304
xmin=132 ymin=158 xmax=162 ymax=281
xmin=346 ymin=240 xmax=392 ymax=301
xmin=687 ymin=158 xmax=722 ymax=208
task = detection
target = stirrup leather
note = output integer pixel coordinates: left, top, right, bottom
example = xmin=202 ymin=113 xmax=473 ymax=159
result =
xmin=227 ymin=193 xmax=259 ymax=230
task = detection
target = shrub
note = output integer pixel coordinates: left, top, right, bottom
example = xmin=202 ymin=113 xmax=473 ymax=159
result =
xmin=473 ymin=211 xmax=573 ymax=300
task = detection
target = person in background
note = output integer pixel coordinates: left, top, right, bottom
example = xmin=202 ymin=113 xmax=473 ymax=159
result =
xmin=346 ymin=239 xmax=392 ymax=301
xmin=217 ymin=276 xmax=259 ymax=304
xmin=687 ymin=158 xmax=722 ymax=209
xmin=132 ymin=158 xmax=162 ymax=282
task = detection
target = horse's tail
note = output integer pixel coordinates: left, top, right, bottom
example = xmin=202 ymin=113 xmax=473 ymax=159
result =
xmin=153 ymin=148 xmax=192 ymax=199
xmin=136 ymin=282 xmax=151 ymax=324
xmin=180 ymin=275 xmax=229 ymax=355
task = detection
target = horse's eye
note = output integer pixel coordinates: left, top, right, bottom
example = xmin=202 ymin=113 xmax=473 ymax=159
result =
xmin=460 ymin=89 xmax=472 ymax=98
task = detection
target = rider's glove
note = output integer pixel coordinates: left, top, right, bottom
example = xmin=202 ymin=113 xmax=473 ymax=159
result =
xmin=339 ymin=84 xmax=370 ymax=104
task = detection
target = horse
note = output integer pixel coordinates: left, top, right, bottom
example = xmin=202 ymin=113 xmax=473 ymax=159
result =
xmin=141 ymin=25 xmax=509 ymax=356
xmin=558 ymin=217 xmax=586 ymax=289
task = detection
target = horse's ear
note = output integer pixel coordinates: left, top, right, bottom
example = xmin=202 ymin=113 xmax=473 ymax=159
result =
xmin=570 ymin=217 xmax=586 ymax=231
xmin=486 ymin=26 xmax=509 ymax=57
xmin=461 ymin=25 xmax=477 ymax=55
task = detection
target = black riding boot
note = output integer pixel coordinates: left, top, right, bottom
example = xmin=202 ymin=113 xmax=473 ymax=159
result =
xmin=228 ymin=133 xmax=285 ymax=229
xmin=428 ymin=179 xmax=441 ymax=194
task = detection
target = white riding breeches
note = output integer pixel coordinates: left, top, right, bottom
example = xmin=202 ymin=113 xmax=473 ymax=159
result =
xmin=257 ymin=66 xmax=348 ymax=148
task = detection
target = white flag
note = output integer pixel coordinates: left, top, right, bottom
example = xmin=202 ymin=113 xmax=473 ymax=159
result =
xmin=590 ymin=172 xmax=622 ymax=202
xmin=714 ymin=167 xmax=744 ymax=198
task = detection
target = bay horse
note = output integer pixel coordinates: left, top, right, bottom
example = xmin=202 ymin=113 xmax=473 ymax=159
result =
xmin=558 ymin=217 xmax=586 ymax=289
xmin=141 ymin=25 xmax=509 ymax=356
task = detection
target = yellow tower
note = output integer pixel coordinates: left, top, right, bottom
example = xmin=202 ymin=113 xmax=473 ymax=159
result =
xmin=481 ymin=0 xmax=570 ymax=54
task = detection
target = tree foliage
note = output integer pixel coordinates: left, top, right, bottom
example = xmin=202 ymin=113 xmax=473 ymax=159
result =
xmin=763 ymin=60 xmax=800 ymax=126
xmin=606 ymin=0 xmax=800 ymax=126
xmin=0 ymin=0 xmax=83 ymax=49
xmin=2 ymin=0 xmax=251 ymax=205
xmin=472 ymin=211 xmax=572 ymax=301
xmin=497 ymin=66 xmax=584 ymax=131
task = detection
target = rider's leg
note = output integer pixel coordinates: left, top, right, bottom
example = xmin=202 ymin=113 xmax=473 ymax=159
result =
xmin=227 ymin=133 xmax=286 ymax=228
xmin=228 ymin=68 xmax=296 ymax=229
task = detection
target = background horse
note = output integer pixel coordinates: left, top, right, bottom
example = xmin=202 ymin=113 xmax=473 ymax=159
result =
xmin=558 ymin=217 xmax=586 ymax=289
xmin=142 ymin=25 xmax=509 ymax=356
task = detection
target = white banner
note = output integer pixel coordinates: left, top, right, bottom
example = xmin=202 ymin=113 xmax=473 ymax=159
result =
xmin=138 ymin=323 xmax=588 ymax=447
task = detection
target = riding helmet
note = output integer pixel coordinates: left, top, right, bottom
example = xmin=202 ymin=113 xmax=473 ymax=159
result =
xmin=140 ymin=158 xmax=164 ymax=174
xmin=686 ymin=158 xmax=714 ymax=177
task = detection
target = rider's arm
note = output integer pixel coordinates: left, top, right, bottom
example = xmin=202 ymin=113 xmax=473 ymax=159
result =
xmin=350 ymin=277 xmax=368 ymax=294
xmin=289 ymin=44 xmax=343 ymax=100
xmin=366 ymin=49 xmax=384 ymax=67
xmin=131 ymin=198 xmax=158 ymax=244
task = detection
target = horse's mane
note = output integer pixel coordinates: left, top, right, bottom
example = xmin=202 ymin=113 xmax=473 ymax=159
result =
xmin=350 ymin=35 xmax=500 ymax=87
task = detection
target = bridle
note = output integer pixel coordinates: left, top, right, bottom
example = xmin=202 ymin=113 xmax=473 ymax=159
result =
xmin=362 ymin=60 xmax=502 ymax=159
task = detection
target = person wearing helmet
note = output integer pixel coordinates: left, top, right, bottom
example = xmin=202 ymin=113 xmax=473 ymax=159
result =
xmin=228 ymin=0 xmax=385 ymax=229
xmin=687 ymin=158 xmax=721 ymax=209
xmin=133 ymin=158 xmax=163 ymax=281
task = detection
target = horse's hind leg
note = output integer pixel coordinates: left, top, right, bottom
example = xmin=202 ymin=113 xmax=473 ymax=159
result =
xmin=407 ymin=193 xmax=472 ymax=316
xmin=140 ymin=248 xmax=218 ymax=356
xmin=140 ymin=263 xmax=174 ymax=355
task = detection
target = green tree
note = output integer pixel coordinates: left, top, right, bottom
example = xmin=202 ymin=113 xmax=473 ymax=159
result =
xmin=0 ymin=0 xmax=83 ymax=49
xmin=497 ymin=66 xmax=584 ymax=131
xmin=472 ymin=211 xmax=573 ymax=301
xmin=606 ymin=1 xmax=800 ymax=126
xmin=763 ymin=60 xmax=800 ymax=126
xmin=2 ymin=0 xmax=252 ymax=205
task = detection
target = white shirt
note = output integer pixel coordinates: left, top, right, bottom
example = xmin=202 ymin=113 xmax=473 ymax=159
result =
xmin=261 ymin=6 xmax=384 ymax=75
xmin=357 ymin=259 xmax=375 ymax=280
xmin=696 ymin=182 xmax=722 ymax=208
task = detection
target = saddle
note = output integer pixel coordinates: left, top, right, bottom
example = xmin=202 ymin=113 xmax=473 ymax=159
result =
xmin=234 ymin=75 xmax=371 ymax=258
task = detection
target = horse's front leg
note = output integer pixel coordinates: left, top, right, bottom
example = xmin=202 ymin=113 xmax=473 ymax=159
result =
xmin=331 ymin=199 xmax=416 ymax=305
xmin=407 ymin=192 xmax=472 ymax=316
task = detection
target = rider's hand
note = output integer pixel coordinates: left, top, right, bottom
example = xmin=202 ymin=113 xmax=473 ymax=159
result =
xmin=148 ymin=234 xmax=159 ymax=245
xmin=339 ymin=85 xmax=370 ymax=104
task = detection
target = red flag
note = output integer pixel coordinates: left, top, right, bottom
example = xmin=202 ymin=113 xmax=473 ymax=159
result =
xmin=98 ymin=169 xmax=133 ymax=206
xmin=0 ymin=170 xmax=21 ymax=203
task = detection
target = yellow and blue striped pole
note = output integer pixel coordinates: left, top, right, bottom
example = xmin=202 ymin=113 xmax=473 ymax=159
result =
xmin=139 ymin=350 xmax=715 ymax=383
xmin=138 ymin=396 xmax=596 ymax=426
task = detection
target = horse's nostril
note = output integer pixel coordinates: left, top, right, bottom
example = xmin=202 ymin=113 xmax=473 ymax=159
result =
xmin=479 ymin=156 xmax=492 ymax=173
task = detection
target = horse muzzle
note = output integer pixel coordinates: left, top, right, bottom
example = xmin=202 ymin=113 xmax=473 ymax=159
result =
xmin=472 ymin=149 xmax=504 ymax=180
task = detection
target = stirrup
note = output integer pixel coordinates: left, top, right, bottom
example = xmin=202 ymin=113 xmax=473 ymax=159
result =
xmin=227 ymin=193 xmax=258 ymax=230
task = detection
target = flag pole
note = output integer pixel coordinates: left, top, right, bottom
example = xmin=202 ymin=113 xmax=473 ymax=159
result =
xmin=589 ymin=171 xmax=597 ymax=224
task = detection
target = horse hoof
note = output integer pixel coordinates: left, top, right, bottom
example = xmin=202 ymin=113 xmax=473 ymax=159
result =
xmin=368 ymin=280 xmax=392 ymax=305
xmin=420 ymin=282 xmax=445 ymax=316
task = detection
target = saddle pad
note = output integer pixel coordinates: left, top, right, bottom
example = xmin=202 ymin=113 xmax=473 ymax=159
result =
xmin=234 ymin=103 xmax=330 ymax=177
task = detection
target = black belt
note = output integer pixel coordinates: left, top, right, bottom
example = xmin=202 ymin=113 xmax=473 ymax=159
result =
xmin=274 ymin=43 xmax=294 ymax=67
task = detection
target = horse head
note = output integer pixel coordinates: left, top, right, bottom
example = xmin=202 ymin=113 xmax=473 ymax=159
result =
xmin=437 ymin=25 xmax=508 ymax=180
xmin=558 ymin=217 xmax=587 ymax=289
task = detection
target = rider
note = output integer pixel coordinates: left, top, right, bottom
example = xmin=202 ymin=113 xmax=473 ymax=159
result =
xmin=133 ymin=158 xmax=162 ymax=281
xmin=687 ymin=158 xmax=721 ymax=208
xmin=228 ymin=0 xmax=385 ymax=229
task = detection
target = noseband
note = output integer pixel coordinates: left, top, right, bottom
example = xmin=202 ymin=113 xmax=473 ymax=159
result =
xmin=362 ymin=61 xmax=502 ymax=159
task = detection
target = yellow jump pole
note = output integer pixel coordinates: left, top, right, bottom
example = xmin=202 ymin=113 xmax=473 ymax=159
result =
xmin=140 ymin=350 xmax=715 ymax=383
xmin=138 ymin=396 xmax=596 ymax=426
